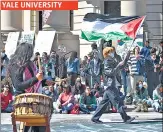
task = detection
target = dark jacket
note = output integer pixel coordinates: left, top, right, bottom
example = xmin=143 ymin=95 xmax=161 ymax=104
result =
xmin=140 ymin=46 xmax=152 ymax=58
xmin=114 ymin=53 xmax=122 ymax=85
xmin=103 ymin=52 xmax=130 ymax=89
xmin=9 ymin=62 xmax=46 ymax=96
xmin=88 ymin=59 xmax=103 ymax=76
xmin=145 ymin=57 xmax=159 ymax=72
xmin=114 ymin=53 xmax=122 ymax=65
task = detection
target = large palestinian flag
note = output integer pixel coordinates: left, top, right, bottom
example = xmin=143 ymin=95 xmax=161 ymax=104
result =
xmin=81 ymin=13 xmax=145 ymax=41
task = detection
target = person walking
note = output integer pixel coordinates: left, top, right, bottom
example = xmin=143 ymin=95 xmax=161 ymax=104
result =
xmin=91 ymin=47 xmax=135 ymax=124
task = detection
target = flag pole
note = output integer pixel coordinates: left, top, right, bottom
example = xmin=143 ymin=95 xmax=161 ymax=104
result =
xmin=129 ymin=38 xmax=136 ymax=51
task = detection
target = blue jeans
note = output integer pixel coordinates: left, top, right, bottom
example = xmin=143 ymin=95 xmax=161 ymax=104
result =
xmin=143 ymin=73 xmax=147 ymax=82
xmin=121 ymin=70 xmax=128 ymax=96
xmin=80 ymin=104 xmax=97 ymax=114
xmin=62 ymin=103 xmax=74 ymax=111
xmin=92 ymin=87 xmax=129 ymax=121
xmin=2 ymin=105 xmax=13 ymax=113
xmin=2 ymin=102 xmax=13 ymax=113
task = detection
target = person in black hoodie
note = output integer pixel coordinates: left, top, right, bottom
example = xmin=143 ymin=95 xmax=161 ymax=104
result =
xmin=91 ymin=47 xmax=135 ymax=124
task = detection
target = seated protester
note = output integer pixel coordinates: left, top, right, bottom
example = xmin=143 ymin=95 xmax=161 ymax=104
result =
xmin=73 ymin=78 xmax=86 ymax=102
xmin=53 ymin=83 xmax=61 ymax=102
xmin=42 ymin=85 xmax=55 ymax=102
xmin=91 ymin=82 xmax=104 ymax=98
xmin=60 ymin=79 xmax=67 ymax=88
xmin=53 ymin=79 xmax=67 ymax=102
xmin=41 ymin=76 xmax=55 ymax=88
xmin=79 ymin=87 xmax=97 ymax=114
xmin=54 ymin=84 xmax=75 ymax=114
xmin=1 ymin=84 xmax=13 ymax=113
xmin=152 ymin=84 xmax=163 ymax=113
xmin=133 ymin=81 xmax=152 ymax=112
xmin=91 ymin=82 xmax=104 ymax=106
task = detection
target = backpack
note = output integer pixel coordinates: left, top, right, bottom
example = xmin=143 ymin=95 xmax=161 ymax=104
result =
xmin=69 ymin=104 xmax=80 ymax=114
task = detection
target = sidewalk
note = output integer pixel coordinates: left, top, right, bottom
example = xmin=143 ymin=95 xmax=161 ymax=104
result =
xmin=1 ymin=109 xmax=162 ymax=132
xmin=1 ymin=109 xmax=162 ymax=124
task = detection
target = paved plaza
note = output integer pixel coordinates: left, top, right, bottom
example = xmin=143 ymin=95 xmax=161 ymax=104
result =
xmin=1 ymin=108 xmax=162 ymax=132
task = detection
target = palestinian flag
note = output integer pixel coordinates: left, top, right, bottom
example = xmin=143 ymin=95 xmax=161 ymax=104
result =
xmin=81 ymin=13 xmax=146 ymax=42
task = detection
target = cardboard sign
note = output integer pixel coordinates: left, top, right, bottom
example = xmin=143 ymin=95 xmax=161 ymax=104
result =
xmin=5 ymin=32 xmax=20 ymax=58
xmin=19 ymin=31 xmax=35 ymax=45
xmin=34 ymin=31 xmax=56 ymax=56
xmin=42 ymin=10 xmax=52 ymax=24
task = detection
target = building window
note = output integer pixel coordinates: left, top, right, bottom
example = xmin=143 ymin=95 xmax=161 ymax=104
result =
xmin=104 ymin=1 xmax=121 ymax=16
xmin=70 ymin=10 xmax=73 ymax=31
xmin=39 ymin=11 xmax=42 ymax=30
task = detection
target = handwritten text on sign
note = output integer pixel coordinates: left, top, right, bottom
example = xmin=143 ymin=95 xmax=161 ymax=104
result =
xmin=0 ymin=0 xmax=78 ymax=10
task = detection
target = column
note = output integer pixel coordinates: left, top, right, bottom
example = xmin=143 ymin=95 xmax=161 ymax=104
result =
xmin=121 ymin=1 xmax=146 ymax=16
xmin=1 ymin=10 xmax=22 ymax=31
xmin=43 ymin=11 xmax=70 ymax=32
xmin=23 ymin=10 xmax=31 ymax=31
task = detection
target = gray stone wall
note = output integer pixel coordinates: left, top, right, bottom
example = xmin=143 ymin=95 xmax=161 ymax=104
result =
xmin=146 ymin=0 xmax=163 ymax=45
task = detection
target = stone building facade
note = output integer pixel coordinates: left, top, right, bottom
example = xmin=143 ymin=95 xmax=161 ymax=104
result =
xmin=1 ymin=0 xmax=163 ymax=58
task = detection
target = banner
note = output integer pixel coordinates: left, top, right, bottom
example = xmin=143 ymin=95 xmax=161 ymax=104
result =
xmin=5 ymin=32 xmax=20 ymax=59
xmin=34 ymin=31 xmax=56 ymax=56
xmin=18 ymin=31 xmax=35 ymax=45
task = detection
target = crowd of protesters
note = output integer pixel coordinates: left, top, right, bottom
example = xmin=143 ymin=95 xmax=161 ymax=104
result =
xmin=1 ymin=40 xmax=163 ymax=114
